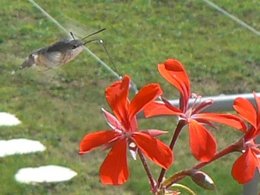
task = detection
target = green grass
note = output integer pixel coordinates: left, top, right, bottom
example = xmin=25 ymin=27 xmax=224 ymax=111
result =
xmin=0 ymin=0 xmax=259 ymax=194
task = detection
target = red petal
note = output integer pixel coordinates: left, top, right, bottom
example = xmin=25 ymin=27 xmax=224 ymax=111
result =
xmin=102 ymin=108 xmax=123 ymax=130
xmin=188 ymin=120 xmax=216 ymax=162
xmin=141 ymin=129 xmax=168 ymax=137
xmin=129 ymin=116 xmax=138 ymax=133
xmin=164 ymin=59 xmax=190 ymax=88
xmin=194 ymin=113 xmax=246 ymax=132
xmin=232 ymin=148 xmax=258 ymax=184
xmin=158 ymin=59 xmax=191 ymax=104
xmin=79 ymin=131 xmax=119 ymax=154
xmin=192 ymin=99 xmax=213 ymax=114
xmin=100 ymin=139 xmax=129 ymax=185
xmin=132 ymin=132 xmax=173 ymax=169
xmin=129 ymin=83 xmax=162 ymax=120
xmin=233 ymin=97 xmax=257 ymax=129
xmin=161 ymin=97 xmax=183 ymax=113
xmin=105 ymin=75 xmax=130 ymax=125
xmin=144 ymin=101 xmax=182 ymax=118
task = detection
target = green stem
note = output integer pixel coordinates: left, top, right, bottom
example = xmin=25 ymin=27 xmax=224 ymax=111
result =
xmin=157 ymin=120 xmax=186 ymax=189
xmin=194 ymin=141 xmax=241 ymax=169
xmin=138 ymin=150 xmax=156 ymax=193
xmin=164 ymin=141 xmax=241 ymax=188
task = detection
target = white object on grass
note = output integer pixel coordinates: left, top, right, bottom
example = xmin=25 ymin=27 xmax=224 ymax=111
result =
xmin=15 ymin=165 xmax=77 ymax=184
xmin=0 ymin=138 xmax=46 ymax=157
xmin=0 ymin=112 xmax=21 ymax=126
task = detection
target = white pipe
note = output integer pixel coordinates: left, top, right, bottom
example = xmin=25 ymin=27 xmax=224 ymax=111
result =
xmin=169 ymin=93 xmax=260 ymax=112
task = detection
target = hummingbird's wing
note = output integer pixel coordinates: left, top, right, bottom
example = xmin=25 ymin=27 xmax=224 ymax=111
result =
xmin=39 ymin=51 xmax=64 ymax=67
xmin=43 ymin=40 xmax=84 ymax=66
xmin=46 ymin=40 xmax=72 ymax=53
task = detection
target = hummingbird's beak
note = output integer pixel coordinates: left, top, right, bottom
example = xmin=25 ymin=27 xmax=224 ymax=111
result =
xmin=83 ymin=39 xmax=100 ymax=46
xmin=81 ymin=28 xmax=106 ymax=45
xmin=81 ymin=28 xmax=106 ymax=41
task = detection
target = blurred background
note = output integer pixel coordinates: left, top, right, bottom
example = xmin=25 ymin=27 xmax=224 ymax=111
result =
xmin=0 ymin=0 xmax=259 ymax=194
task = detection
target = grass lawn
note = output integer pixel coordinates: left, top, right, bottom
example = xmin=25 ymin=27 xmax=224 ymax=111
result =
xmin=0 ymin=0 xmax=259 ymax=194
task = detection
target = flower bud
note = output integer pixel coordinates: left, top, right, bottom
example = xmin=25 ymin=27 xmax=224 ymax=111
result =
xmin=190 ymin=170 xmax=215 ymax=190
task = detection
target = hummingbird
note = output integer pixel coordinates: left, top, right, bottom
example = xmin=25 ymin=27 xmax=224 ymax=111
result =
xmin=20 ymin=28 xmax=106 ymax=69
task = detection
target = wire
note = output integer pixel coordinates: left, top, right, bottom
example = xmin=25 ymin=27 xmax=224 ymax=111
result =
xmin=202 ymin=0 xmax=260 ymax=36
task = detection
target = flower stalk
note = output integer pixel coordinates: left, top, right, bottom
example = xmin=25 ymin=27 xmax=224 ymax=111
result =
xmin=138 ymin=150 xmax=156 ymax=193
xmin=164 ymin=141 xmax=242 ymax=188
xmin=157 ymin=120 xmax=186 ymax=188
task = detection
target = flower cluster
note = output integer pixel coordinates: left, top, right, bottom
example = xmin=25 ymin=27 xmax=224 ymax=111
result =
xmin=79 ymin=59 xmax=259 ymax=193
xmin=79 ymin=75 xmax=173 ymax=185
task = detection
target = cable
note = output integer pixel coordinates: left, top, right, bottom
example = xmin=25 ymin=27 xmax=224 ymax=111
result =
xmin=202 ymin=0 xmax=260 ymax=36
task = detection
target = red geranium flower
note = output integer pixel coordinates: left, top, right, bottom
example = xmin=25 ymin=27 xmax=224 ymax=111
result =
xmin=231 ymin=93 xmax=260 ymax=184
xmin=79 ymin=75 xmax=173 ymax=185
xmin=144 ymin=59 xmax=245 ymax=162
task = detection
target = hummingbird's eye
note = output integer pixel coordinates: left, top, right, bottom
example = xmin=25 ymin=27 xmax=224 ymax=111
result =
xmin=72 ymin=45 xmax=77 ymax=49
